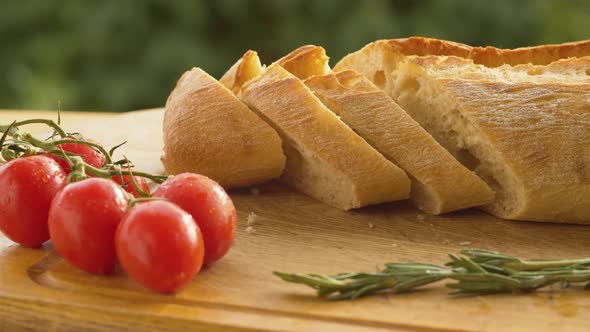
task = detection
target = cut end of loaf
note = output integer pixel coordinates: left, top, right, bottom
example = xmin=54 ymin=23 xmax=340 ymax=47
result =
xmin=409 ymin=180 xmax=444 ymax=215
xmin=389 ymin=59 xmax=522 ymax=219
xmin=280 ymin=141 xmax=362 ymax=210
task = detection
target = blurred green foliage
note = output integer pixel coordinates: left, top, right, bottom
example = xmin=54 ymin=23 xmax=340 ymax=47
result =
xmin=0 ymin=0 xmax=588 ymax=112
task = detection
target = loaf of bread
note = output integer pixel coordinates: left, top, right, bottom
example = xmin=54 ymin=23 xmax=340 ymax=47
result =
xmin=275 ymin=45 xmax=494 ymax=214
xmin=162 ymin=67 xmax=286 ymax=188
xmin=238 ymin=60 xmax=411 ymax=210
xmin=334 ymin=37 xmax=590 ymax=90
xmin=388 ymin=55 xmax=590 ymax=223
xmin=163 ymin=37 xmax=590 ymax=221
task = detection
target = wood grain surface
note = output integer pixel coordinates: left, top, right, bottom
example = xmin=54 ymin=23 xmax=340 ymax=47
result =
xmin=0 ymin=109 xmax=589 ymax=332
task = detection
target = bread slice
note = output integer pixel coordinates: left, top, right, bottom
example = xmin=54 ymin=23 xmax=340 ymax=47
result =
xmin=162 ymin=67 xmax=286 ymax=188
xmin=388 ymin=55 xmax=590 ymax=223
xmin=240 ymin=63 xmax=411 ymax=210
xmin=274 ymin=45 xmax=494 ymax=214
xmin=305 ymin=70 xmax=495 ymax=214
xmin=334 ymin=37 xmax=590 ymax=90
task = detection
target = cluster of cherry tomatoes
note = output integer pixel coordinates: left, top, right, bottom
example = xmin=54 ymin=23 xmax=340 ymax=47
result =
xmin=0 ymin=138 xmax=237 ymax=293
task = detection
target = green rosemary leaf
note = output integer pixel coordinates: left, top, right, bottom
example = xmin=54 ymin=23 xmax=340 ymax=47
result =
xmin=275 ymin=249 xmax=590 ymax=300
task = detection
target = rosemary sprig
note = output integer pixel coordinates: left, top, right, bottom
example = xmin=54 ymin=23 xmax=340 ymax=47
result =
xmin=274 ymin=250 xmax=590 ymax=300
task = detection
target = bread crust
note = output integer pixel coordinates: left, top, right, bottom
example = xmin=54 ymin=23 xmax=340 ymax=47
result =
xmin=336 ymin=37 xmax=590 ymax=70
xmin=240 ymin=64 xmax=411 ymax=210
xmin=334 ymin=37 xmax=590 ymax=87
xmin=274 ymin=45 xmax=331 ymax=80
xmin=471 ymin=39 xmax=590 ymax=67
xmin=162 ymin=68 xmax=285 ymax=188
xmin=409 ymin=55 xmax=590 ymax=83
xmin=219 ymin=50 xmax=264 ymax=95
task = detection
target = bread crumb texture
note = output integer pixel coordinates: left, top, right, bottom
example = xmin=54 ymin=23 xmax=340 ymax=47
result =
xmin=246 ymin=212 xmax=258 ymax=226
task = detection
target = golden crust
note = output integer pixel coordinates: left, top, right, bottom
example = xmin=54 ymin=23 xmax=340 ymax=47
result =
xmin=407 ymin=55 xmax=590 ymax=83
xmin=274 ymin=45 xmax=331 ymax=80
xmin=335 ymin=37 xmax=471 ymax=78
xmin=383 ymin=37 xmax=472 ymax=57
xmin=471 ymin=39 xmax=590 ymax=67
xmin=162 ymin=67 xmax=285 ymax=188
xmin=336 ymin=37 xmax=590 ymax=72
xmin=219 ymin=50 xmax=264 ymax=95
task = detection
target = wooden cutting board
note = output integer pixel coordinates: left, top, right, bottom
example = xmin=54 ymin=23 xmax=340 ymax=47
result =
xmin=0 ymin=109 xmax=589 ymax=332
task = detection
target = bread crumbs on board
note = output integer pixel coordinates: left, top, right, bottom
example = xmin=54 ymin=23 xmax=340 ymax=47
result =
xmin=245 ymin=226 xmax=256 ymax=234
xmin=246 ymin=212 xmax=258 ymax=225
xmin=459 ymin=241 xmax=472 ymax=246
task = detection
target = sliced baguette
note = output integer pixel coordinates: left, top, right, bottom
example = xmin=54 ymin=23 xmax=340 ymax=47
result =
xmin=388 ymin=55 xmax=590 ymax=223
xmin=162 ymin=67 xmax=286 ymax=188
xmin=334 ymin=37 xmax=590 ymax=90
xmin=239 ymin=63 xmax=411 ymax=210
xmin=305 ymin=70 xmax=495 ymax=214
xmin=276 ymin=45 xmax=494 ymax=214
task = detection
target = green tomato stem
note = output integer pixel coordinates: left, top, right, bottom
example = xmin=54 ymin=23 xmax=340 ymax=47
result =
xmin=1 ymin=119 xmax=169 ymax=186
xmin=0 ymin=119 xmax=67 ymax=138
xmin=22 ymin=133 xmax=115 ymax=165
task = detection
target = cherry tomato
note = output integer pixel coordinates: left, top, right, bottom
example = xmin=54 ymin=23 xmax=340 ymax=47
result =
xmin=116 ymin=200 xmax=204 ymax=293
xmin=112 ymin=172 xmax=150 ymax=198
xmin=48 ymin=178 xmax=129 ymax=274
xmin=45 ymin=137 xmax=106 ymax=174
xmin=0 ymin=156 xmax=66 ymax=247
xmin=152 ymin=173 xmax=236 ymax=265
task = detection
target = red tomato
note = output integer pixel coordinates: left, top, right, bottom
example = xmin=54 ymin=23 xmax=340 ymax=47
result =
xmin=116 ymin=200 xmax=204 ymax=293
xmin=112 ymin=172 xmax=150 ymax=198
xmin=48 ymin=178 xmax=129 ymax=274
xmin=45 ymin=137 xmax=106 ymax=174
xmin=43 ymin=153 xmax=70 ymax=172
xmin=152 ymin=173 xmax=236 ymax=265
xmin=0 ymin=156 xmax=66 ymax=247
